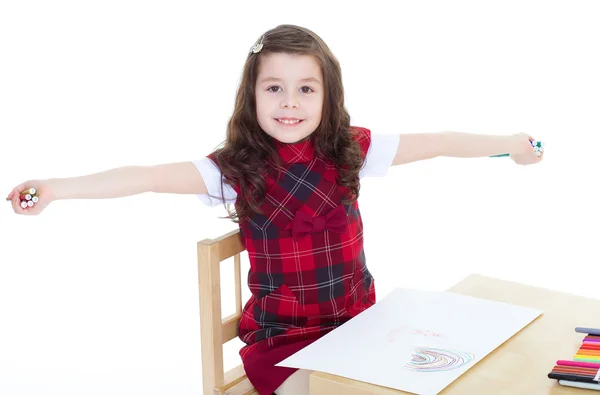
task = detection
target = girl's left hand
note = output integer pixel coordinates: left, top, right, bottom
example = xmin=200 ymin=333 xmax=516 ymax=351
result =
xmin=510 ymin=133 xmax=543 ymax=165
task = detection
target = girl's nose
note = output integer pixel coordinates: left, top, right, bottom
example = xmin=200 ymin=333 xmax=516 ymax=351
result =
xmin=281 ymin=93 xmax=299 ymax=109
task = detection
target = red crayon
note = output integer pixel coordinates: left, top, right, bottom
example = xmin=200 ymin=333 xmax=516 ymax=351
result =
xmin=581 ymin=345 xmax=600 ymax=350
xmin=580 ymin=343 xmax=600 ymax=349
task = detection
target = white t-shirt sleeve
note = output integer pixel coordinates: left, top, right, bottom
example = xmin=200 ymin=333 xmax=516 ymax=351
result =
xmin=191 ymin=157 xmax=237 ymax=206
xmin=359 ymin=133 xmax=400 ymax=178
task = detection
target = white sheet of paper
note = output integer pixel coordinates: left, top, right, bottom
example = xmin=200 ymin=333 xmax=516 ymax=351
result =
xmin=276 ymin=288 xmax=542 ymax=395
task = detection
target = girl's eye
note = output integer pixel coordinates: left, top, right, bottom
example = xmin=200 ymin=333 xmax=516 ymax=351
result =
xmin=266 ymin=86 xmax=314 ymax=93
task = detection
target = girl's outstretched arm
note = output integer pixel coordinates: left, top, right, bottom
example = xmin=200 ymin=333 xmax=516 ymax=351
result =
xmin=391 ymin=131 xmax=540 ymax=165
xmin=6 ymin=162 xmax=207 ymax=215
xmin=46 ymin=162 xmax=208 ymax=199
xmin=150 ymin=162 xmax=208 ymax=195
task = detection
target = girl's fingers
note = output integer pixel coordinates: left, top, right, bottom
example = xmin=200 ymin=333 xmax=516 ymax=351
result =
xmin=8 ymin=183 xmax=24 ymax=201
xmin=14 ymin=194 xmax=27 ymax=213
xmin=11 ymin=194 xmax=21 ymax=213
xmin=9 ymin=183 xmax=41 ymax=214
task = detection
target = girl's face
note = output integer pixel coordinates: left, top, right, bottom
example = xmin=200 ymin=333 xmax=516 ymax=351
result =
xmin=255 ymin=52 xmax=324 ymax=144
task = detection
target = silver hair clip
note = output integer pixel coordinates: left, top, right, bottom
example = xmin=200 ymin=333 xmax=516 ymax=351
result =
xmin=249 ymin=35 xmax=264 ymax=54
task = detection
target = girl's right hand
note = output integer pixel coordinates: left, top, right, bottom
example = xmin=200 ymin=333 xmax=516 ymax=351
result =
xmin=6 ymin=179 xmax=55 ymax=215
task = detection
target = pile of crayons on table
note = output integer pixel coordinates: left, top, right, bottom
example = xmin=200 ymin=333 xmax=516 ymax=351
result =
xmin=548 ymin=327 xmax=600 ymax=390
xmin=5 ymin=188 xmax=39 ymax=208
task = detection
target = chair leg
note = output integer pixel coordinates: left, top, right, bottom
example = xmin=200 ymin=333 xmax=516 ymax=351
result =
xmin=198 ymin=241 xmax=225 ymax=394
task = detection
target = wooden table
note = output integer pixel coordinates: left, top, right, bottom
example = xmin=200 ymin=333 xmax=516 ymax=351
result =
xmin=309 ymin=274 xmax=600 ymax=394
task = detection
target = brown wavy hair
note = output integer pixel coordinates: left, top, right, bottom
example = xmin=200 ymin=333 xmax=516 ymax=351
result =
xmin=209 ymin=24 xmax=365 ymax=224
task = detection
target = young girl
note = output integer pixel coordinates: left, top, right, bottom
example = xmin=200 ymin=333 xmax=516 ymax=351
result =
xmin=7 ymin=24 xmax=543 ymax=395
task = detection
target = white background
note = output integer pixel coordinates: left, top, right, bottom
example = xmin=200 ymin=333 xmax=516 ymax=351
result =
xmin=1 ymin=1 xmax=598 ymax=394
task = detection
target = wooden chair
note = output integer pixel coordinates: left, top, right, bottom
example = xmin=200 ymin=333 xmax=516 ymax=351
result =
xmin=197 ymin=228 xmax=258 ymax=395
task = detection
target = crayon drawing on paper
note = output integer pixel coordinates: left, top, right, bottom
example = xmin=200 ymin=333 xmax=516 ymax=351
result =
xmin=404 ymin=347 xmax=475 ymax=372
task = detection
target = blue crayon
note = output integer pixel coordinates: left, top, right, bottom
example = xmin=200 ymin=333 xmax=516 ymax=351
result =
xmin=575 ymin=327 xmax=600 ymax=336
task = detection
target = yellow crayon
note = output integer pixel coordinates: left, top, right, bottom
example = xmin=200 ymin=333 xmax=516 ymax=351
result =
xmin=21 ymin=188 xmax=36 ymax=195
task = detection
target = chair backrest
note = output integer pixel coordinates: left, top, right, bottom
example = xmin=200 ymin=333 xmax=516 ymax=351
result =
xmin=197 ymin=228 xmax=256 ymax=395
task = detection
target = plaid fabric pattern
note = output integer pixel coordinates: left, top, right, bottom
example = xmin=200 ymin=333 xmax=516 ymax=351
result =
xmin=208 ymin=127 xmax=376 ymax=362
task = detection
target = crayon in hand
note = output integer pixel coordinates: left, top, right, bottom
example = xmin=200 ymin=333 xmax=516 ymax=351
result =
xmin=21 ymin=188 xmax=36 ymax=195
xmin=490 ymin=140 xmax=544 ymax=157
xmin=7 ymin=188 xmax=40 ymax=208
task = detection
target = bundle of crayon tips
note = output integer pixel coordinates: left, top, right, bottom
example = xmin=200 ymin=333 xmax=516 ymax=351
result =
xmin=547 ymin=327 xmax=600 ymax=390
xmin=531 ymin=140 xmax=544 ymax=157
xmin=5 ymin=188 xmax=39 ymax=209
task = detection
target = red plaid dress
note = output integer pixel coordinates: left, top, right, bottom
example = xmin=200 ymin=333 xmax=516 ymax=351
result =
xmin=207 ymin=127 xmax=377 ymax=394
